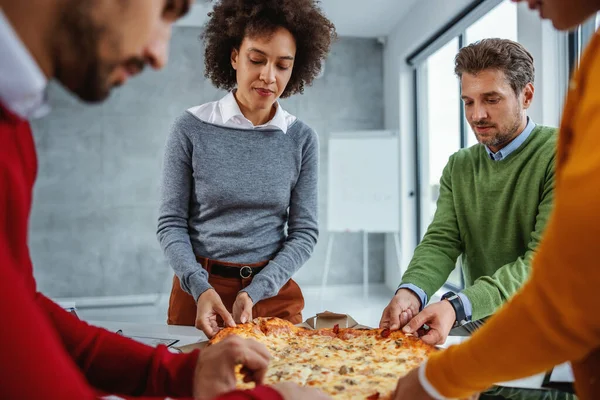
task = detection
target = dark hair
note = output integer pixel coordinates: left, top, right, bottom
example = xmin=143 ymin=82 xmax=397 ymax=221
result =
xmin=455 ymin=38 xmax=535 ymax=95
xmin=202 ymin=0 xmax=336 ymax=98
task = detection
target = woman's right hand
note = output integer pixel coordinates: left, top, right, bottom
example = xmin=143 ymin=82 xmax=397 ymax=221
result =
xmin=196 ymin=289 xmax=236 ymax=337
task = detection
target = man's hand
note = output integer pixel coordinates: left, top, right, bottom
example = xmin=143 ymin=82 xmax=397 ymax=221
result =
xmin=402 ymin=300 xmax=456 ymax=345
xmin=232 ymin=292 xmax=253 ymax=324
xmin=192 ymin=335 xmax=271 ymax=400
xmin=380 ymin=289 xmax=422 ymax=330
xmin=196 ymin=289 xmax=235 ymax=338
xmin=393 ymin=367 xmax=480 ymax=400
xmin=270 ymin=382 xmax=333 ymax=399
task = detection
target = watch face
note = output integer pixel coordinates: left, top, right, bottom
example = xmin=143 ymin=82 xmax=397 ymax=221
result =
xmin=442 ymin=291 xmax=456 ymax=300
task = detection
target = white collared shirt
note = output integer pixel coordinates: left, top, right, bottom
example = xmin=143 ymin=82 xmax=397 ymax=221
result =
xmin=0 ymin=10 xmax=50 ymax=119
xmin=188 ymin=91 xmax=296 ymax=133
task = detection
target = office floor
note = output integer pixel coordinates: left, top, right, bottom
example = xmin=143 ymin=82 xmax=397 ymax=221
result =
xmin=78 ymin=284 xmax=397 ymax=328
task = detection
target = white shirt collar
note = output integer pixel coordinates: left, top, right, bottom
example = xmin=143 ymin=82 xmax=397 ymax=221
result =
xmin=218 ymin=91 xmax=291 ymax=133
xmin=0 ymin=10 xmax=50 ymax=119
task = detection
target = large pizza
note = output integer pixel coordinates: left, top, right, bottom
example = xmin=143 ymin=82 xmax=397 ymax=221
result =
xmin=209 ymin=317 xmax=435 ymax=399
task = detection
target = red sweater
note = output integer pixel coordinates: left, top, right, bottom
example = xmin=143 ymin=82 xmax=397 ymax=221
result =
xmin=0 ymin=102 xmax=282 ymax=400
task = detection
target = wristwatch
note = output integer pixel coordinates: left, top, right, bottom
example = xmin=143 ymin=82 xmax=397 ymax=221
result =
xmin=441 ymin=291 xmax=469 ymax=328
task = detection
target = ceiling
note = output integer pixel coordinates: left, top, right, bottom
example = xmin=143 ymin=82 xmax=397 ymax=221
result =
xmin=177 ymin=0 xmax=419 ymax=38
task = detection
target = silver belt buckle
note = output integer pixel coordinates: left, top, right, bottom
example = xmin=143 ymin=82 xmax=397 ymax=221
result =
xmin=240 ymin=266 xmax=253 ymax=279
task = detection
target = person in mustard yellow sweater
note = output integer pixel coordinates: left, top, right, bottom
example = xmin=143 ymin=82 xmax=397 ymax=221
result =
xmin=392 ymin=0 xmax=600 ymax=399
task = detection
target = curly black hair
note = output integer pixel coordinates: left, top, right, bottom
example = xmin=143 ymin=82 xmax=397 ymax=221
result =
xmin=202 ymin=0 xmax=337 ymax=98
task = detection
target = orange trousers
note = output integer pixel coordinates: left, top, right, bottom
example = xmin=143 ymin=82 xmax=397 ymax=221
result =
xmin=167 ymin=257 xmax=304 ymax=326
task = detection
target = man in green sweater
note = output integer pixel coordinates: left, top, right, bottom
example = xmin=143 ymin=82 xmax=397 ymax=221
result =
xmin=379 ymin=38 xmax=557 ymax=345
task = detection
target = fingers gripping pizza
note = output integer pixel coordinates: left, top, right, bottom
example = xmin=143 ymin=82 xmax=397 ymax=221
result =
xmin=209 ymin=317 xmax=436 ymax=399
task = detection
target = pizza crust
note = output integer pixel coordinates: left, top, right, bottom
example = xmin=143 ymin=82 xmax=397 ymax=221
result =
xmin=208 ymin=317 xmax=436 ymax=399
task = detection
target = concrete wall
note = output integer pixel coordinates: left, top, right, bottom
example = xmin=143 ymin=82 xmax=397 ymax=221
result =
xmin=29 ymin=28 xmax=385 ymax=298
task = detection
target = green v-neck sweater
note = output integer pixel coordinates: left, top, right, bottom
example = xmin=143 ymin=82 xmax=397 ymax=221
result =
xmin=401 ymin=125 xmax=558 ymax=321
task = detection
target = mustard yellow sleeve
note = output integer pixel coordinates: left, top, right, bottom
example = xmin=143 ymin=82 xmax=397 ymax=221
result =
xmin=424 ymin=39 xmax=600 ymax=398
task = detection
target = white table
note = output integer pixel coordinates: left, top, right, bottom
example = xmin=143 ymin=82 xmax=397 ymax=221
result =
xmin=88 ymin=320 xmax=207 ymax=348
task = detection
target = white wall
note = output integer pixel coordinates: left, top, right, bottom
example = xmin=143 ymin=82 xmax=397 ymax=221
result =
xmin=383 ymin=1 xmax=568 ymax=291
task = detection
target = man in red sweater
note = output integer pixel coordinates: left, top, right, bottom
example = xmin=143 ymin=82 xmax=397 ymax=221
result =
xmin=0 ymin=1 xmax=328 ymax=399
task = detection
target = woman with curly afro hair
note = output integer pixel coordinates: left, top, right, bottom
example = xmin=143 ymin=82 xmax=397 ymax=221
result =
xmin=157 ymin=0 xmax=336 ymax=338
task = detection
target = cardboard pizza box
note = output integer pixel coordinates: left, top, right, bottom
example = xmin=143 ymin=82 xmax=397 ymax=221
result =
xmin=299 ymin=311 xmax=370 ymax=330
xmin=177 ymin=340 xmax=208 ymax=353
xmin=175 ymin=312 xmax=369 ymax=353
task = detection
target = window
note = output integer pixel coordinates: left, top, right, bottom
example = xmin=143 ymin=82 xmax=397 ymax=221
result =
xmin=465 ymin=0 xmax=518 ymax=44
xmin=464 ymin=0 xmax=518 ymax=147
xmin=420 ymin=38 xmax=461 ymax=232
xmin=416 ymin=38 xmax=462 ymax=289
xmin=413 ymin=0 xmax=520 ymax=291
xmin=570 ymin=12 xmax=600 ymax=73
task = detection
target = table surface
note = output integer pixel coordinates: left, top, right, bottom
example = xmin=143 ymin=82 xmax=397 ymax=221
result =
xmin=88 ymin=321 xmax=577 ymax=400
xmin=89 ymin=320 xmax=207 ymax=347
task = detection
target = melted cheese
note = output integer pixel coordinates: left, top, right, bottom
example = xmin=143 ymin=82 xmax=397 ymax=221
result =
xmin=213 ymin=318 xmax=433 ymax=399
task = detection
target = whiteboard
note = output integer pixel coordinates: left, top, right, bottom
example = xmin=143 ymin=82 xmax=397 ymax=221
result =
xmin=327 ymin=131 xmax=400 ymax=233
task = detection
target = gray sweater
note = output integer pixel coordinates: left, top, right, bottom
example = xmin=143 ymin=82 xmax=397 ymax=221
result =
xmin=157 ymin=111 xmax=319 ymax=303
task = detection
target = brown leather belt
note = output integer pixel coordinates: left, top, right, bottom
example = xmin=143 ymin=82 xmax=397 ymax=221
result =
xmin=196 ymin=256 xmax=268 ymax=279
xmin=210 ymin=263 xmax=265 ymax=279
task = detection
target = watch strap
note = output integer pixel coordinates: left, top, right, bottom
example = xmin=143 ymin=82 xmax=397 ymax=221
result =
xmin=442 ymin=291 xmax=467 ymax=327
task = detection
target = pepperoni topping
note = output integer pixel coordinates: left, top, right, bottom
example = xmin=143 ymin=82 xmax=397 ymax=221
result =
xmin=381 ymin=328 xmax=391 ymax=338
xmin=333 ymin=324 xmax=340 ymax=334
xmin=367 ymin=392 xmax=380 ymax=400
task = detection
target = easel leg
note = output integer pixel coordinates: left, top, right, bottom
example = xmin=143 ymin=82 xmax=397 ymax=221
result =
xmin=363 ymin=231 xmax=369 ymax=299
xmin=393 ymin=232 xmax=402 ymax=278
xmin=320 ymin=233 xmax=335 ymax=306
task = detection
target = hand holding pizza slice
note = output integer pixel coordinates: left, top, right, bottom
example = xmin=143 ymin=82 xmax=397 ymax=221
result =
xmin=402 ymin=301 xmax=457 ymax=345
xmin=193 ymin=334 xmax=271 ymax=399
xmin=195 ymin=289 xmax=236 ymax=337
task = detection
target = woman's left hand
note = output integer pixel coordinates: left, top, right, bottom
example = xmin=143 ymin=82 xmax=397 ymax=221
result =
xmin=233 ymin=292 xmax=254 ymax=324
